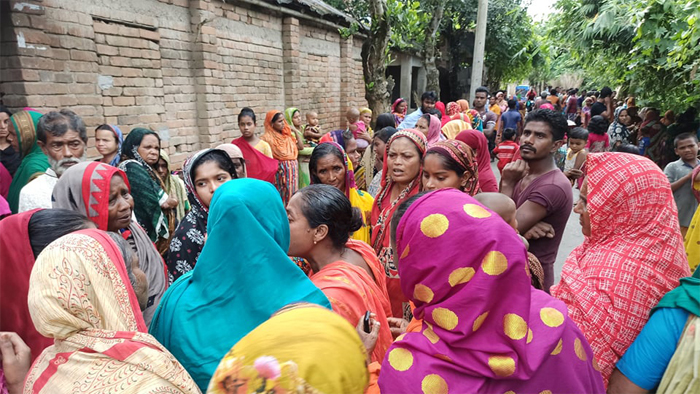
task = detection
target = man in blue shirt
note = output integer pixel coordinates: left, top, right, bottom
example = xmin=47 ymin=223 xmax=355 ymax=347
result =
xmin=500 ymin=99 xmax=523 ymax=136
xmin=398 ymin=91 xmax=437 ymax=130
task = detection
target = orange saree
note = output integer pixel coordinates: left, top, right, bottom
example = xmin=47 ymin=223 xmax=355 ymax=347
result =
xmin=310 ymin=240 xmax=392 ymax=363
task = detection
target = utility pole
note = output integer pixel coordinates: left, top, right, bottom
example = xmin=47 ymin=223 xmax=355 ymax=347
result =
xmin=469 ymin=0 xmax=488 ymax=101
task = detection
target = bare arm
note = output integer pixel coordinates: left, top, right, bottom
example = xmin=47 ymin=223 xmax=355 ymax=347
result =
xmin=516 ymin=201 xmax=548 ymax=235
xmin=304 ymin=128 xmax=324 ymax=140
xmin=607 ymin=369 xmax=649 ymax=394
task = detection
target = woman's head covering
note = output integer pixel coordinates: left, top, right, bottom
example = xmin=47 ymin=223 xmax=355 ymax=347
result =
xmin=7 ymin=110 xmax=49 ymax=213
xmin=456 ymin=99 xmax=470 ymax=112
xmin=53 ymin=161 xmax=129 ymax=231
xmin=208 ymin=304 xmax=368 ymax=394
xmin=284 ymin=107 xmax=300 ymax=132
xmin=261 ymin=110 xmax=297 ymax=161
xmin=426 ymin=140 xmax=479 ymax=195
xmin=121 ymin=127 xmax=161 ymax=180
xmin=216 ymin=143 xmax=246 ymax=177
xmin=456 ymin=130 xmax=499 ymax=192
xmin=446 ymin=102 xmax=460 ymax=117
xmin=441 ymin=119 xmax=472 ymax=140
xmin=360 ymin=107 xmax=372 ymax=116
xmin=182 ymin=148 xmax=234 ymax=214
xmin=551 ymin=153 xmax=691 ymax=383
xmin=434 ymin=102 xmax=446 ymax=119
xmin=392 ymin=98 xmax=407 ymax=115
xmin=25 ymin=229 xmax=199 ymax=393
xmin=0 ymin=210 xmax=54 ymax=362
xmin=98 ymin=124 xmax=124 ymax=167
xmin=149 ymin=179 xmax=331 ymax=391
xmin=310 ymin=142 xmax=356 ymax=199
xmin=370 ymin=129 xmax=427 ymax=319
xmin=425 ymin=114 xmax=443 ymax=147
xmin=379 ymin=189 xmax=604 ymax=393
xmin=609 ymin=108 xmax=631 ymax=146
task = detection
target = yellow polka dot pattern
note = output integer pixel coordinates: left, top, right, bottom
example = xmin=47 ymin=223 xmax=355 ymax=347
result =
xmin=504 ymin=391 xmax=516 ymax=394
xmin=421 ymin=214 xmax=450 ymax=238
xmin=540 ymin=307 xmax=564 ymax=327
xmin=527 ymin=328 xmax=533 ymax=344
xmin=423 ymin=326 xmax=439 ymax=344
xmin=421 ymin=374 xmax=448 ymax=394
xmin=593 ymin=357 xmax=601 ymax=371
xmin=414 ymin=284 xmax=435 ymax=303
xmin=401 ymin=244 xmax=410 ymax=259
xmin=388 ymin=348 xmax=414 ymax=371
xmin=473 ymin=311 xmax=489 ymax=332
xmin=503 ymin=313 xmax=527 ymax=340
xmin=396 ymin=333 xmax=406 ymax=341
xmin=482 ymin=251 xmax=508 ymax=275
xmin=574 ymin=338 xmax=587 ymax=361
xmin=432 ymin=308 xmax=459 ymax=330
xmin=488 ymin=355 xmax=516 ymax=377
xmin=448 ymin=267 xmax=475 ymax=287
xmin=551 ymin=339 xmax=563 ymax=355
xmin=463 ymin=203 xmax=492 ymax=218
xmin=539 ymin=391 xmax=552 ymax=394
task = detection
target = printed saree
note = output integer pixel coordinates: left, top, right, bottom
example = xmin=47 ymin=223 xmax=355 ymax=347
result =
xmin=551 ymin=153 xmax=691 ymax=385
xmin=207 ymin=304 xmax=368 ymax=394
xmin=24 ymin=230 xmax=198 ymax=394
xmin=7 ymin=110 xmax=48 ymax=213
xmin=52 ymin=161 xmax=168 ymax=326
xmin=379 ymin=189 xmax=605 ymax=393
xmin=370 ymin=129 xmax=427 ymax=320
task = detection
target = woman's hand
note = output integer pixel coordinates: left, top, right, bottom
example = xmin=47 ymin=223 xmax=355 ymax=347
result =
xmin=161 ymin=196 xmax=178 ymax=209
xmin=356 ymin=313 xmax=380 ymax=357
xmin=0 ymin=332 xmax=31 ymax=394
xmin=387 ymin=317 xmax=409 ymax=338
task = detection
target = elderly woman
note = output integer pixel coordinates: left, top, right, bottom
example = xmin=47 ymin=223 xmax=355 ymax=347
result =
xmin=378 ymin=189 xmax=604 ymax=393
xmin=119 ymin=128 xmax=177 ymax=253
xmin=551 ymin=153 xmax=691 ymax=386
xmin=149 ymin=179 xmax=330 ymax=391
xmin=24 ymin=230 xmax=199 ymax=393
xmin=53 ymin=161 xmax=168 ymax=325
xmin=371 ymin=129 xmax=427 ymax=320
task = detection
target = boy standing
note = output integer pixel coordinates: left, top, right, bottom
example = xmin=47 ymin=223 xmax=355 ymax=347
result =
xmin=493 ymin=128 xmax=520 ymax=173
xmin=564 ymin=127 xmax=588 ymax=187
xmin=664 ymin=133 xmax=700 ymax=236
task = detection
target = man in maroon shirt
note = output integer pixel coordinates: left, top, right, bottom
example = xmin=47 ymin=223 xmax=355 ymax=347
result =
xmin=500 ymin=109 xmax=573 ymax=292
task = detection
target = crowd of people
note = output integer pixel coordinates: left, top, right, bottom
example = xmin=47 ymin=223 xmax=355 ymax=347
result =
xmin=0 ymin=84 xmax=698 ymax=394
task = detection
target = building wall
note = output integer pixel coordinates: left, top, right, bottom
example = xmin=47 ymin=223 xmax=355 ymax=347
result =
xmin=0 ymin=0 xmax=367 ymax=166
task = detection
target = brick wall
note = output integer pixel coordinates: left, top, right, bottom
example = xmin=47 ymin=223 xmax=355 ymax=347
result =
xmin=0 ymin=0 xmax=367 ymax=167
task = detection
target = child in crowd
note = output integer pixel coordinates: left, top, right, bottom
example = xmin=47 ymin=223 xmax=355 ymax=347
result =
xmin=474 ymin=192 xmax=545 ymax=290
xmin=492 ymin=128 xmax=520 ymax=173
xmin=302 ymin=111 xmax=324 ymax=146
xmin=564 ymin=127 xmax=588 ymax=188
xmin=586 ymin=115 xmax=610 ymax=153
xmin=236 ymin=107 xmax=273 ymax=158
xmin=664 ymin=133 xmax=700 ymax=237
xmin=347 ymin=108 xmax=371 ymax=150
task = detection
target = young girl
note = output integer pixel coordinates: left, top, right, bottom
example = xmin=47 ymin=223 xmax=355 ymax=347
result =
xmin=422 ymin=140 xmax=479 ymax=195
xmin=234 ymin=107 xmax=272 ymax=158
xmin=586 ymin=115 xmax=610 ymax=153
xmin=231 ymin=108 xmax=278 ymax=183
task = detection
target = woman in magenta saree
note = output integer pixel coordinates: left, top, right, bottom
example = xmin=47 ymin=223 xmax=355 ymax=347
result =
xmin=378 ymin=189 xmax=605 ymax=393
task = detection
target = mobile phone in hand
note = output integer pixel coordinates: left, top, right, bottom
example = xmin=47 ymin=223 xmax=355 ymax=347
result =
xmin=363 ymin=311 xmax=371 ymax=333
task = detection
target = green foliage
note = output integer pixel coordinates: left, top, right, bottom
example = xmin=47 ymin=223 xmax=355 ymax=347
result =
xmin=541 ymin=0 xmax=700 ymax=111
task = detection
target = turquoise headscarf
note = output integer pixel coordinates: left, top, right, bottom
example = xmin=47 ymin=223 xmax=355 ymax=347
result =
xmin=149 ymin=178 xmax=330 ymax=391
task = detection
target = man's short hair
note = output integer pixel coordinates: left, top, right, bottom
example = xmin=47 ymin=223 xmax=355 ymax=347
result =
xmin=524 ymin=109 xmax=568 ymax=141
xmin=421 ymin=91 xmax=437 ymax=103
xmin=37 ymin=109 xmax=87 ymax=144
xmin=674 ymin=132 xmax=698 ymax=148
xmin=475 ymin=86 xmax=489 ymax=96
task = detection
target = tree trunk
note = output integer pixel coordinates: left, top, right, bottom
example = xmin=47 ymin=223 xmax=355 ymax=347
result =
xmin=361 ymin=0 xmax=392 ymax=120
xmin=423 ymin=1 xmax=445 ymax=98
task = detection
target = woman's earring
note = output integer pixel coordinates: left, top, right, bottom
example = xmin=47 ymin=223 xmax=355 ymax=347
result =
xmin=313 ymin=240 xmax=317 ymax=245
